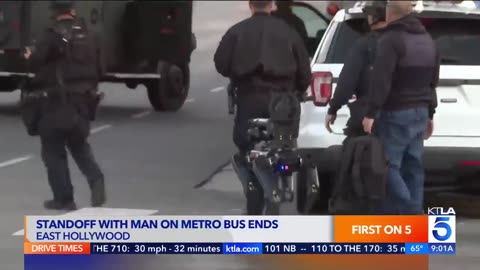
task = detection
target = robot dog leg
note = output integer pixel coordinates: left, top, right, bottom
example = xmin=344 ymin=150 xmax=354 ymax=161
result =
xmin=232 ymin=153 xmax=264 ymax=215
xmin=252 ymin=156 xmax=281 ymax=215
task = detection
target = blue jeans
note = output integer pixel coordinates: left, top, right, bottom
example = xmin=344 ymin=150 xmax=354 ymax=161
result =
xmin=374 ymin=107 xmax=429 ymax=215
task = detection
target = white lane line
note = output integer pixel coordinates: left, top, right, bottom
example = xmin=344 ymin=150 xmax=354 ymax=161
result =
xmin=186 ymin=98 xmax=195 ymax=103
xmin=131 ymin=110 xmax=152 ymax=119
xmin=228 ymin=208 xmax=243 ymax=214
xmin=12 ymin=229 xmax=23 ymax=236
xmin=90 ymin=124 xmax=112 ymax=134
xmin=0 ymin=125 xmax=112 ymax=173
xmin=13 ymin=207 xmax=158 ymax=236
xmin=0 ymin=155 xmax=33 ymax=169
xmin=210 ymin=86 xmax=225 ymax=93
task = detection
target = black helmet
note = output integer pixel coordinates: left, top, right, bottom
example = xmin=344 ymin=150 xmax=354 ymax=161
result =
xmin=275 ymin=0 xmax=293 ymax=5
xmin=362 ymin=0 xmax=387 ymax=23
xmin=49 ymin=0 xmax=75 ymax=11
xmin=275 ymin=0 xmax=293 ymax=11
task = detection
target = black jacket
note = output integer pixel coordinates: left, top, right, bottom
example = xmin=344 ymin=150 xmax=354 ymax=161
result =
xmin=271 ymin=9 xmax=309 ymax=49
xmin=214 ymin=12 xmax=311 ymax=94
xmin=328 ymin=32 xmax=380 ymax=115
xmin=30 ymin=17 xmax=101 ymax=92
xmin=366 ymin=14 xmax=439 ymax=119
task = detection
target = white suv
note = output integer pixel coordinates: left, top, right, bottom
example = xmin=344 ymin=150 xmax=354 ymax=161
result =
xmin=296 ymin=2 xmax=480 ymax=214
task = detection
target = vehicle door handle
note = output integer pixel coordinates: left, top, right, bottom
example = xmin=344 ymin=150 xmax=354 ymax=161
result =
xmin=440 ymin=98 xmax=457 ymax=103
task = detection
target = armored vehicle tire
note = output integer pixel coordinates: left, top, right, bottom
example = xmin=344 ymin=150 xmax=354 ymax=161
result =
xmin=0 ymin=78 xmax=20 ymax=92
xmin=146 ymin=63 xmax=190 ymax=112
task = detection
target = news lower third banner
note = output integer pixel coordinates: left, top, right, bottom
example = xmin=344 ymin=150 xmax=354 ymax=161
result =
xmin=23 ymin=214 xmax=456 ymax=256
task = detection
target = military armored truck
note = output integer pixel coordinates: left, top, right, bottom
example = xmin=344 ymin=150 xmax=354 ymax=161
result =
xmin=0 ymin=0 xmax=195 ymax=111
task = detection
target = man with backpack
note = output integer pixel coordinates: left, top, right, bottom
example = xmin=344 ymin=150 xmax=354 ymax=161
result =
xmin=325 ymin=0 xmax=387 ymax=139
xmin=23 ymin=0 xmax=105 ymax=210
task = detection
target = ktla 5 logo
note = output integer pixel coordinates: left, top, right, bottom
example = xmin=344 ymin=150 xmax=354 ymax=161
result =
xmin=428 ymin=208 xmax=456 ymax=243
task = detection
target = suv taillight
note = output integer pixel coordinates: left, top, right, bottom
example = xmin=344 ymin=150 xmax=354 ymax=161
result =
xmin=310 ymin=71 xmax=332 ymax=106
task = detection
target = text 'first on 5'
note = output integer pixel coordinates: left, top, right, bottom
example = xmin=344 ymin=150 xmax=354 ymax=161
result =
xmin=352 ymin=225 xmax=412 ymax=235
xmin=35 ymin=219 xmax=280 ymax=229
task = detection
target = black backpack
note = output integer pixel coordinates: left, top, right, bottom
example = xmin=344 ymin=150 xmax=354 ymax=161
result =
xmin=328 ymin=135 xmax=388 ymax=214
xmin=41 ymin=18 xmax=97 ymax=132
xmin=52 ymin=18 xmax=99 ymax=83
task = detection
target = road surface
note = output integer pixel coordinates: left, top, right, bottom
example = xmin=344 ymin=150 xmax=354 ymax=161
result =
xmin=0 ymin=2 xmax=477 ymax=269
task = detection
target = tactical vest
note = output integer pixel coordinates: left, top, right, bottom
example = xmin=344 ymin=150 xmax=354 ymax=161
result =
xmin=52 ymin=18 xmax=98 ymax=84
xmin=366 ymin=32 xmax=379 ymax=71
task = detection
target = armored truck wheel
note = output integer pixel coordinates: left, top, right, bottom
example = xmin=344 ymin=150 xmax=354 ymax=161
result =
xmin=125 ymin=81 xmax=138 ymax=89
xmin=0 ymin=78 xmax=19 ymax=92
xmin=146 ymin=62 xmax=190 ymax=112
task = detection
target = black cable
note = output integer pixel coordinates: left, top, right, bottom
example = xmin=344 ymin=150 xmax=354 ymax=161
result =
xmin=193 ymin=159 xmax=232 ymax=189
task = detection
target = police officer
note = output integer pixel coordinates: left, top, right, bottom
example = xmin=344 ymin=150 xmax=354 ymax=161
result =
xmin=214 ymin=0 xmax=311 ymax=214
xmin=272 ymin=0 xmax=308 ymax=49
xmin=325 ymin=0 xmax=388 ymax=139
xmin=362 ymin=1 xmax=439 ymax=214
xmin=24 ymin=0 xmax=105 ymax=210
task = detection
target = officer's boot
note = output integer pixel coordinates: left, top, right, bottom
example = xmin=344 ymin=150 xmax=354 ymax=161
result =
xmin=68 ymin=140 xmax=106 ymax=207
xmin=43 ymin=200 xmax=77 ymax=211
xmin=44 ymin=168 xmax=77 ymax=210
xmin=91 ymin=181 xmax=106 ymax=207
xmin=89 ymin=176 xmax=106 ymax=207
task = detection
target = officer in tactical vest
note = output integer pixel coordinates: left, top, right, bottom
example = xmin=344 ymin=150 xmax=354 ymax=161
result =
xmin=325 ymin=0 xmax=388 ymax=139
xmin=23 ymin=0 xmax=105 ymax=210
xmin=363 ymin=0 xmax=439 ymax=214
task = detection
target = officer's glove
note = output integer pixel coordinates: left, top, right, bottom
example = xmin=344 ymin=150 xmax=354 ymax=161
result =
xmin=325 ymin=114 xmax=336 ymax=133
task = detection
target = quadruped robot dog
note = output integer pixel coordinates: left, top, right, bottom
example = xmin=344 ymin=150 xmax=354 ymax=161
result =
xmin=229 ymin=84 xmax=310 ymax=215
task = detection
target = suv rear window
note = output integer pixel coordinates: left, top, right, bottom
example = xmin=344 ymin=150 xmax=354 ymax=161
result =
xmin=319 ymin=15 xmax=480 ymax=65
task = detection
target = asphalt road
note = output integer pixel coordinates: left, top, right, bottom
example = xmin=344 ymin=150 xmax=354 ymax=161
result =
xmin=0 ymin=1 xmax=478 ymax=270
